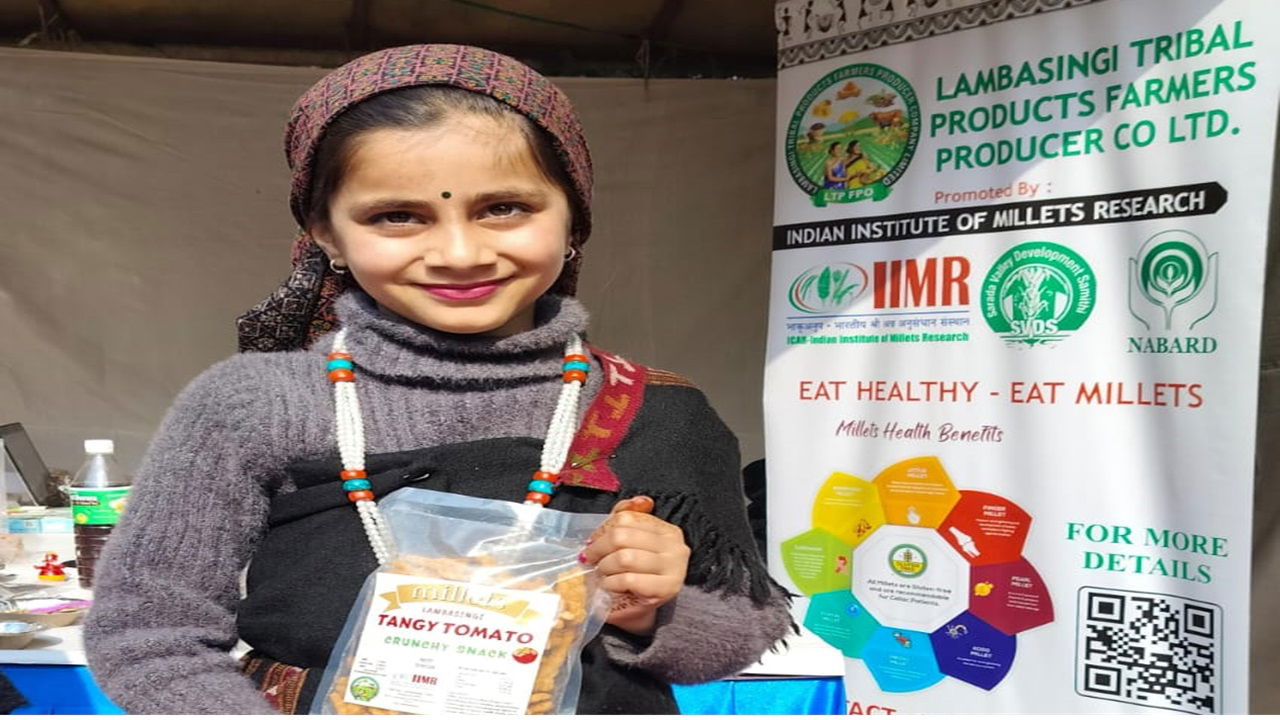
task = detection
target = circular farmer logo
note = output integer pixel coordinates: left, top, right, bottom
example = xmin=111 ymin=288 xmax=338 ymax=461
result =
xmin=348 ymin=676 xmax=380 ymax=702
xmin=982 ymin=242 xmax=1095 ymax=347
xmin=789 ymin=262 xmax=869 ymax=314
xmin=785 ymin=63 xmax=920 ymax=207
xmin=889 ymin=543 xmax=928 ymax=578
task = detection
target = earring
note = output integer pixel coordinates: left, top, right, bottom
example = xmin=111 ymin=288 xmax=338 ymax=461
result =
xmin=329 ymin=258 xmax=348 ymax=275
xmin=564 ymin=246 xmax=579 ymax=262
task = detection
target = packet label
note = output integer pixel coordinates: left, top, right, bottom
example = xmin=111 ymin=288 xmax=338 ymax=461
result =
xmin=342 ymin=572 xmax=561 ymax=715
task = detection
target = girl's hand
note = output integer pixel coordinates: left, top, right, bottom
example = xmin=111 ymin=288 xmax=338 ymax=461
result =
xmin=581 ymin=495 xmax=690 ymax=636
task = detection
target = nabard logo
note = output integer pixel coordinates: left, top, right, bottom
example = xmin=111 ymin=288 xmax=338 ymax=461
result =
xmin=1128 ymin=229 xmax=1219 ymax=354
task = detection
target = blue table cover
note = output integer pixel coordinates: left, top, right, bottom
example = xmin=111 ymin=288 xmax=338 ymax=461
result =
xmin=672 ymin=676 xmax=846 ymax=715
xmin=3 ymin=665 xmax=123 ymax=714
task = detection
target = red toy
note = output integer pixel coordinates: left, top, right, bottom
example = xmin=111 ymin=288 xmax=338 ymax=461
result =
xmin=35 ymin=552 xmax=68 ymax=582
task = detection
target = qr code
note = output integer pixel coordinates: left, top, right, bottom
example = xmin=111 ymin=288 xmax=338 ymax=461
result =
xmin=1076 ymin=587 xmax=1221 ymax=714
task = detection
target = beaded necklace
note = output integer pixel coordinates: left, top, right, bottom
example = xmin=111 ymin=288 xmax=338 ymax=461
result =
xmin=326 ymin=327 xmax=590 ymax=564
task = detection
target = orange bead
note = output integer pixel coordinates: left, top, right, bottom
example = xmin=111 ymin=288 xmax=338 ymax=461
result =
xmin=340 ymin=469 xmax=368 ymax=480
xmin=347 ymin=490 xmax=375 ymax=503
xmin=564 ymin=354 xmax=589 ymax=365
xmin=563 ymin=370 xmax=587 ymax=384
xmin=327 ymin=352 xmax=353 ymax=362
xmin=329 ymin=369 xmax=355 ymax=382
xmin=525 ymin=491 xmax=551 ymax=505
xmin=532 ymin=470 xmax=557 ymax=483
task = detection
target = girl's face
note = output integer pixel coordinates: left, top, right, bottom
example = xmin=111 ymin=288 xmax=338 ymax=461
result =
xmin=313 ymin=114 xmax=573 ymax=336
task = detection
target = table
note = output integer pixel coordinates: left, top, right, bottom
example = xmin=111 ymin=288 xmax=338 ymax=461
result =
xmin=0 ymin=532 xmax=122 ymax=713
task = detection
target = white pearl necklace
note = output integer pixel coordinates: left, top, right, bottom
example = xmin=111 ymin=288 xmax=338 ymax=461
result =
xmin=330 ymin=328 xmax=586 ymax=564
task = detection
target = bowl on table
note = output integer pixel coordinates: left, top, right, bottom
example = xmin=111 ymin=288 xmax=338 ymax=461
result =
xmin=0 ymin=621 xmax=48 ymax=649
xmin=0 ymin=596 xmax=90 ymax=627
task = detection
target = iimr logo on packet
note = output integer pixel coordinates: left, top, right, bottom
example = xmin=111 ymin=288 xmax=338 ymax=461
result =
xmin=982 ymin=241 xmax=1095 ymax=347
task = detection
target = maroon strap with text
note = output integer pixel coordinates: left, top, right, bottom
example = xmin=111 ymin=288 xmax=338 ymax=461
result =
xmin=557 ymin=347 xmax=648 ymax=493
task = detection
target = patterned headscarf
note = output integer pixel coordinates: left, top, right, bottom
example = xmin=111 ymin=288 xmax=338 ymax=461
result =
xmin=236 ymin=44 xmax=594 ymax=352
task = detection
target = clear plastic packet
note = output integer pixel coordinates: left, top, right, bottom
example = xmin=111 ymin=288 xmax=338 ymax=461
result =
xmin=311 ymin=487 xmax=609 ymax=715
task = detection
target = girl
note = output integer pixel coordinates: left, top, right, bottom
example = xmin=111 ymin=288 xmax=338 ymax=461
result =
xmin=84 ymin=44 xmax=793 ymax=714
xmin=843 ymin=141 xmax=880 ymax=188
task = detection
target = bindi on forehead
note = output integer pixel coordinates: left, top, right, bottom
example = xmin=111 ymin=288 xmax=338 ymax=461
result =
xmin=441 ymin=191 xmax=452 ymax=199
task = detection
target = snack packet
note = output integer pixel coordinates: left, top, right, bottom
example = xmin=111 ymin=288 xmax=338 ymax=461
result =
xmin=311 ymin=488 xmax=609 ymax=715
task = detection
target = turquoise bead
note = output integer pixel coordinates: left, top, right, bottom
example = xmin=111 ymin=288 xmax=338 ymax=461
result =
xmin=327 ymin=359 xmax=355 ymax=371
xmin=342 ymin=479 xmax=372 ymax=492
xmin=562 ymin=361 xmax=591 ymax=374
xmin=527 ymin=480 xmax=556 ymax=495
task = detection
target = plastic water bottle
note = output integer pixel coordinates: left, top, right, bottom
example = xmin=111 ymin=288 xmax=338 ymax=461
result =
xmin=69 ymin=439 xmax=131 ymax=588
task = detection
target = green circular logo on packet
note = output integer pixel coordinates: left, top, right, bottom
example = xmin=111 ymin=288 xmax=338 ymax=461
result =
xmin=785 ymin=63 xmax=920 ymax=206
xmin=982 ymin=241 xmax=1096 ymax=347
xmin=349 ymin=676 xmax=380 ymax=702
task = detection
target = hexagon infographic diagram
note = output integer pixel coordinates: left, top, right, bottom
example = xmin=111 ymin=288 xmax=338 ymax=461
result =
xmin=782 ymin=457 xmax=1053 ymax=693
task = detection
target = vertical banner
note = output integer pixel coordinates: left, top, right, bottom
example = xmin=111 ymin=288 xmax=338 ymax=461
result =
xmin=766 ymin=0 xmax=1278 ymax=714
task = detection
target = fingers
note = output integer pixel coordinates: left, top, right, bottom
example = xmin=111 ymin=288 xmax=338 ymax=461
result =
xmin=583 ymin=525 xmax=689 ymax=591
xmin=583 ymin=517 xmax=685 ymax=565
xmin=585 ymin=496 xmax=689 ymax=635
xmin=592 ymin=497 xmax=669 ymax=540
xmin=593 ymin=546 xmax=677 ymax=577
xmin=600 ymin=571 xmax=685 ymax=600
xmin=585 ymin=495 xmax=673 ymax=552
xmin=594 ymin=511 xmax=681 ymax=542
xmin=609 ymin=495 xmax=654 ymax=515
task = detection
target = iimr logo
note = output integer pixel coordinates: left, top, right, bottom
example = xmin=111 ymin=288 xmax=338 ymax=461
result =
xmin=790 ymin=257 xmax=971 ymax=314
xmin=789 ymin=262 xmax=869 ymax=314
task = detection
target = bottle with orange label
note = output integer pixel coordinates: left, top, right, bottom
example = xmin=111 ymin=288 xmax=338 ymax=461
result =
xmin=69 ymin=439 xmax=131 ymax=588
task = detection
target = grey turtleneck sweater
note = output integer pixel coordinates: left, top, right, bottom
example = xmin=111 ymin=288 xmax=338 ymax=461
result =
xmin=84 ymin=291 xmax=793 ymax=715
